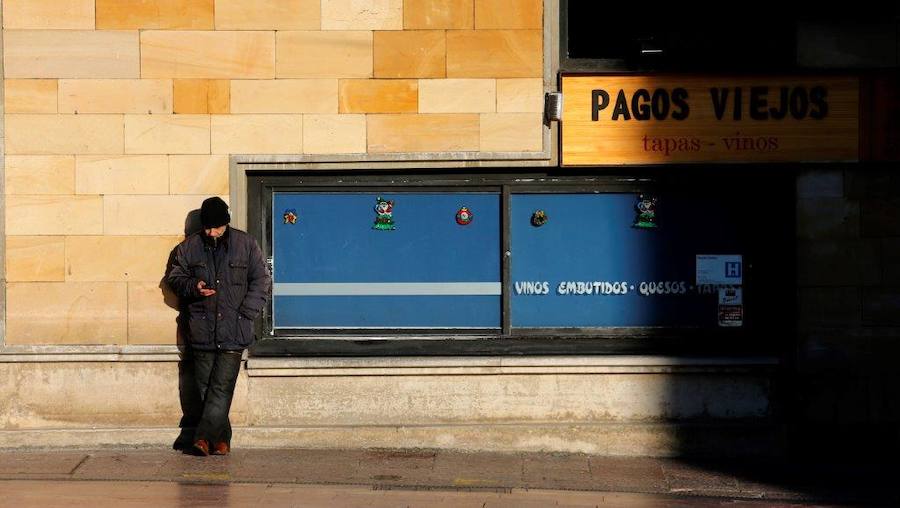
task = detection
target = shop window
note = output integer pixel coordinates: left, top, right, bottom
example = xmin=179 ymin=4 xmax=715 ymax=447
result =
xmin=510 ymin=192 xmax=745 ymax=329
xmin=561 ymin=2 xmax=798 ymax=71
xmin=248 ymin=171 xmax=792 ymax=356
xmin=272 ymin=191 xmax=501 ymax=332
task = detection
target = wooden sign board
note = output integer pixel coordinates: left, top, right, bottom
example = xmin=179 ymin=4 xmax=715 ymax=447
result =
xmin=561 ymin=75 xmax=859 ymax=165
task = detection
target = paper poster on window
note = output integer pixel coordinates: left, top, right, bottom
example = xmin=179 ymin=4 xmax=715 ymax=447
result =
xmin=718 ymin=287 xmax=743 ymax=327
xmin=696 ymin=255 xmax=743 ymax=285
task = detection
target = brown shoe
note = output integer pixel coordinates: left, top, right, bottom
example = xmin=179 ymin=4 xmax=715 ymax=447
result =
xmin=192 ymin=439 xmax=210 ymax=456
xmin=211 ymin=442 xmax=230 ymax=455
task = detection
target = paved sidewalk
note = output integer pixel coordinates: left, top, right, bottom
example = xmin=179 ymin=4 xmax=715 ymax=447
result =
xmin=0 ymin=448 xmax=894 ymax=506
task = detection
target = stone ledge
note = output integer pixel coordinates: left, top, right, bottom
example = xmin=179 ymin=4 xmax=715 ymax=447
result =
xmin=233 ymin=150 xmax=552 ymax=166
xmin=0 ymin=345 xmax=183 ymax=363
xmin=246 ymin=355 xmax=780 ymax=377
xmin=0 ymin=422 xmax=785 ymax=457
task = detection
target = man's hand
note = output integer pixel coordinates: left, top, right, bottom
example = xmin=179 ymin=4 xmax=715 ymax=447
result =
xmin=197 ymin=280 xmax=217 ymax=297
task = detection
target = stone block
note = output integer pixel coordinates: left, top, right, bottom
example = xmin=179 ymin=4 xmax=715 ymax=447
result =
xmin=4 ymin=30 xmax=140 ymax=79
xmin=798 ymin=329 xmax=900 ymax=375
xmin=374 ymin=31 xmax=445 ymax=78
xmin=104 ymin=195 xmax=213 ymax=235
xmin=2 ymin=0 xmax=95 ymax=29
xmin=322 ymin=0 xmax=402 ymax=30
xmin=844 ymin=168 xmax=900 ymax=200
xmin=861 ymin=198 xmax=900 ymax=237
xmin=96 ymin=0 xmax=214 ymax=29
xmin=173 ymin=80 xmax=230 ymax=114
xmin=211 ymin=114 xmax=303 ymax=154
xmin=368 ymin=114 xmax=478 ymax=152
xmin=174 ymin=80 xmax=206 ymax=114
xmin=446 ymin=30 xmax=542 ymax=78
xmin=418 ymin=79 xmax=496 ymax=113
xmin=660 ymin=462 xmax=742 ymax=495
xmin=75 ymin=155 xmax=170 ymax=195
xmin=497 ymin=78 xmax=543 ymax=112
xmin=588 ymin=457 xmax=667 ymax=493
xmin=62 ymin=450 xmax=172 ymax=480
xmin=475 ymin=0 xmax=542 ymax=29
xmin=430 ymin=451 xmax=522 ymax=486
xmin=798 ymin=19 xmax=898 ymax=69
xmin=231 ymin=79 xmax=338 ymax=114
xmin=798 ymin=287 xmax=861 ymax=327
xmin=276 ymin=31 xmax=373 ymax=78
xmin=796 ymin=240 xmax=882 ymax=287
xmin=339 ymin=79 xmax=418 ymax=113
xmin=5 ymin=282 xmax=127 ymax=344
xmin=522 ymin=454 xmax=592 ymax=490
xmin=4 ymin=79 xmax=58 ymax=113
xmin=6 ymin=195 xmax=104 ymax=235
xmin=223 ymin=449 xmax=370 ymax=484
xmin=58 ymin=79 xmax=173 ymax=114
xmin=124 ymin=115 xmax=211 ymax=154
xmin=796 ymin=198 xmax=860 ymax=239
xmin=797 ymin=169 xmax=844 ymax=198
xmin=141 ymin=31 xmax=275 ymax=79
xmin=0 ymin=451 xmax=89 ymax=474
xmin=215 ymin=0 xmax=320 ymax=30
xmin=4 ymin=156 xmax=75 ymax=195
xmin=883 ymin=238 xmax=900 ymax=285
xmin=5 ymin=114 xmax=124 ymax=155
xmin=66 ymin=236 xmax=181 ymax=282
xmin=169 ymin=155 xmax=230 ymax=195
xmin=5 ymin=236 xmax=66 ymax=282
xmin=862 ymin=288 xmax=900 ymax=326
xmin=303 ymin=114 xmax=367 ymax=154
xmin=404 ymin=0 xmax=473 ymax=29
xmin=480 ymin=112 xmax=543 ymax=151
xmin=127 ymin=282 xmax=180 ymax=345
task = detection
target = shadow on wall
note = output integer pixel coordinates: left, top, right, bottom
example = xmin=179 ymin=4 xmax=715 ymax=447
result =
xmin=161 ymin=209 xmax=204 ymax=451
xmin=668 ymin=168 xmax=899 ymax=505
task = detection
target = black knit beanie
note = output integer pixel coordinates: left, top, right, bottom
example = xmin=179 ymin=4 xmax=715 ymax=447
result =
xmin=200 ymin=197 xmax=230 ymax=228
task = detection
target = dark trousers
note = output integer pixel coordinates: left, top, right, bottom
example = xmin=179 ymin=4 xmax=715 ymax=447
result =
xmin=192 ymin=350 xmax=243 ymax=445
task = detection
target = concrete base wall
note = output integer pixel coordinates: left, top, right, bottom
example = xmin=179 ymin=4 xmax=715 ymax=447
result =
xmin=0 ymin=361 xmax=245 ymax=429
xmin=0 ymin=358 xmax=781 ymax=457
xmin=246 ymin=373 xmax=770 ymax=426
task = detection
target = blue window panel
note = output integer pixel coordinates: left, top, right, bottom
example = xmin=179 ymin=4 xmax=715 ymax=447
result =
xmin=510 ymin=193 xmax=743 ymax=328
xmin=272 ymin=192 xmax=500 ymax=329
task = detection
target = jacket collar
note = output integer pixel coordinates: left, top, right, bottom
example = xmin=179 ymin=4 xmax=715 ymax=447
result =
xmin=201 ymin=226 xmax=230 ymax=250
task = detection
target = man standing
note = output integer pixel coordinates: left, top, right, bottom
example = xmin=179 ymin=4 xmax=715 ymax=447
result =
xmin=167 ymin=197 xmax=271 ymax=456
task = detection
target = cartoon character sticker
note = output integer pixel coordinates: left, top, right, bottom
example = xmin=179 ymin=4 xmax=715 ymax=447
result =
xmin=456 ymin=206 xmax=473 ymax=225
xmin=283 ymin=209 xmax=298 ymax=225
xmin=372 ymin=197 xmax=395 ymax=230
xmin=633 ymin=195 xmax=658 ymax=229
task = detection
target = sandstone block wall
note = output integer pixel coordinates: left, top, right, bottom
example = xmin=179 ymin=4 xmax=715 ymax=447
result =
xmin=1 ymin=0 xmax=546 ymax=346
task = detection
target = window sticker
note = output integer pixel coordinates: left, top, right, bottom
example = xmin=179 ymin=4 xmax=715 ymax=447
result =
xmin=632 ymin=194 xmax=658 ymax=229
xmin=456 ymin=206 xmax=473 ymax=225
xmin=718 ymin=287 xmax=744 ymax=327
xmin=373 ymin=197 xmax=395 ymax=231
xmin=531 ymin=210 xmax=548 ymax=227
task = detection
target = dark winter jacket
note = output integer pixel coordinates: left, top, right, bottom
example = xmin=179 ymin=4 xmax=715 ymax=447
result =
xmin=167 ymin=227 xmax=271 ymax=351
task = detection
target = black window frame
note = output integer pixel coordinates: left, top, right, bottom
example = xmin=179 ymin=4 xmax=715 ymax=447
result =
xmin=247 ymin=167 xmax=794 ymax=357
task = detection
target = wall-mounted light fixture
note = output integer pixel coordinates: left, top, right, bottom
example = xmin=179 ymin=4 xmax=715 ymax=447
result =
xmin=544 ymin=92 xmax=563 ymax=124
